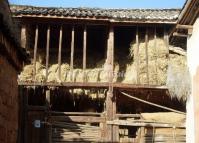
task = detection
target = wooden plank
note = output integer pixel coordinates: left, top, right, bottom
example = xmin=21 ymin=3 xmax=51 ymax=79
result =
xmin=18 ymin=81 xmax=168 ymax=90
xmin=136 ymin=26 xmax=140 ymax=84
xmin=83 ymin=25 xmax=87 ymax=82
xmin=145 ymin=28 xmax=149 ymax=84
xmin=21 ymin=24 xmax=27 ymax=48
xmin=176 ymin=24 xmax=193 ymax=30
xmin=154 ymin=27 xmax=158 ymax=85
xmin=112 ymin=92 xmax=119 ymax=142
xmin=33 ymin=25 xmax=39 ymax=82
xmin=50 ymin=116 xmax=106 ymax=123
xmin=46 ymin=90 xmax=50 ymax=107
xmin=173 ymin=32 xmax=188 ymax=37
xmin=49 ymin=111 xmax=102 ymax=116
xmin=107 ymin=120 xmax=185 ymax=128
xmin=70 ymin=26 xmax=75 ymax=81
xmin=164 ymin=28 xmax=170 ymax=58
xmin=46 ymin=26 xmax=50 ymax=81
xmin=116 ymin=114 xmax=141 ymax=118
xmin=58 ymin=25 xmax=63 ymax=81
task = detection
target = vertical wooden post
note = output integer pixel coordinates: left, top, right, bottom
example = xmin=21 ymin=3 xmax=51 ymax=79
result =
xmin=58 ymin=25 xmax=63 ymax=81
xmin=154 ymin=27 xmax=158 ymax=84
xmin=83 ymin=25 xmax=87 ymax=82
xmin=46 ymin=90 xmax=51 ymax=107
xmin=112 ymin=91 xmax=119 ymax=142
xmin=33 ymin=25 xmax=39 ymax=82
xmin=145 ymin=28 xmax=149 ymax=84
xmin=164 ymin=27 xmax=169 ymax=58
xmin=46 ymin=26 xmax=50 ymax=81
xmin=24 ymin=88 xmax=29 ymax=143
xmin=21 ymin=24 xmax=27 ymax=48
xmin=70 ymin=26 xmax=75 ymax=81
xmin=105 ymin=25 xmax=114 ymax=142
xmin=136 ymin=26 xmax=140 ymax=84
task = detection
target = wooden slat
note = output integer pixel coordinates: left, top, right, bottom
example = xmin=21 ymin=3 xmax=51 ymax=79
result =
xmin=145 ymin=28 xmax=149 ymax=84
xmin=33 ymin=25 xmax=39 ymax=81
xmin=50 ymin=116 xmax=106 ymax=123
xmin=136 ymin=26 xmax=140 ymax=84
xmin=18 ymin=81 xmax=168 ymax=90
xmin=116 ymin=114 xmax=141 ymax=118
xmin=154 ymin=27 xmax=158 ymax=85
xmin=45 ymin=26 xmax=50 ymax=81
xmin=176 ymin=24 xmax=193 ymax=29
xmin=70 ymin=26 xmax=75 ymax=81
xmin=58 ymin=25 xmax=63 ymax=81
xmin=164 ymin=28 xmax=169 ymax=57
xmin=83 ymin=25 xmax=87 ymax=82
xmin=49 ymin=111 xmax=102 ymax=116
xmin=21 ymin=24 xmax=27 ymax=48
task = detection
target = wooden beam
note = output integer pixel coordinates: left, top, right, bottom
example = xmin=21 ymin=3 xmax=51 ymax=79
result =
xmin=145 ymin=28 xmax=149 ymax=84
xmin=83 ymin=25 xmax=87 ymax=82
xmin=21 ymin=24 xmax=27 ymax=48
xmin=46 ymin=26 xmax=50 ymax=81
xmin=173 ymin=32 xmax=188 ymax=38
xmin=49 ymin=111 xmax=102 ymax=116
xmin=46 ymin=90 xmax=51 ymax=107
xmin=50 ymin=116 xmax=106 ymax=123
xmin=33 ymin=25 xmax=39 ymax=81
xmin=18 ymin=81 xmax=168 ymax=90
xmin=164 ymin=28 xmax=170 ymax=58
xmin=70 ymin=26 xmax=75 ymax=81
xmin=112 ymin=92 xmax=119 ymax=142
xmin=58 ymin=25 xmax=63 ymax=81
xmin=136 ymin=26 xmax=140 ymax=84
xmin=176 ymin=24 xmax=193 ymax=30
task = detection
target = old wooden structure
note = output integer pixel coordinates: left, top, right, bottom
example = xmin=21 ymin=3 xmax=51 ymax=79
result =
xmin=11 ymin=5 xmax=186 ymax=142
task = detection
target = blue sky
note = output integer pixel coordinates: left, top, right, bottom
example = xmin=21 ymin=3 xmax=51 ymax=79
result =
xmin=9 ymin=0 xmax=186 ymax=9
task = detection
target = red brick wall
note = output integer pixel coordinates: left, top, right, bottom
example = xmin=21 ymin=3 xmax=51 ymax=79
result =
xmin=0 ymin=54 xmax=19 ymax=143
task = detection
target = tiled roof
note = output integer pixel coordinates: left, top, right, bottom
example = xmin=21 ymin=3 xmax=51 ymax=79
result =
xmin=10 ymin=5 xmax=180 ymax=22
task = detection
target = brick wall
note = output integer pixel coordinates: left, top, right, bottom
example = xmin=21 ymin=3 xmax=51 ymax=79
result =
xmin=0 ymin=53 xmax=19 ymax=143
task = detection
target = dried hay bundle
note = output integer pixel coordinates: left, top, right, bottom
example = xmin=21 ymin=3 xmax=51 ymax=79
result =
xmin=166 ymin=54 xmax=191 ymax=101
xmin=124 ymin=38 xmax=168 ymax=85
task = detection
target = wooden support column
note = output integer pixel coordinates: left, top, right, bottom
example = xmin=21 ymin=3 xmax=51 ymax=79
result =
xmin=46 ymin=90 xmax=51 ymax=108
xmin=58 ymin=25 xmax=63 ymax=81
xmin=105 ymin=25 xmax=114 ymax=142
xmin=136 ymin=26 xmax=140 ymax=84
xmin=145 ymin=28 xmax=149 ymax=84
xmin=21 ymin=24 xmax=27 ymax=48
xmin=164 ymin=27 xmax=170 ymax=59
xmin=154 ymin=27 xmax=158 ymax=84
xmin=33 ymin=25 xmax=39 ymax=81
xmin=112 ymin=91 xmax=119 ymax=142
xmin=45 ymin=26 xmax=50 ymax=81
xmin=83 ymin=25 xmax=87 ymax=82
xmin=70 ymin=26 xmax=75 ymax=81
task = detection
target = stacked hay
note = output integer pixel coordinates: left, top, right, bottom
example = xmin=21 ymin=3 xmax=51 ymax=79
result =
xmin=123 ymin=38 xmax=168 ymax=85
xmin=166 ymin=52 xmax=190 ymax=101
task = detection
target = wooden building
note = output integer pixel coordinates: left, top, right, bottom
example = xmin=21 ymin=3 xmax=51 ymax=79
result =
xmin=11 ymin=5 xmax=187 ymax=143
xmin=0 ymin=1 xmax=27 ymax=143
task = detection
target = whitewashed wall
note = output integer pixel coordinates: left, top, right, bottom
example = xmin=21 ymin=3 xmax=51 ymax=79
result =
xmin=187 ymin=17 xmax=199 ymax=143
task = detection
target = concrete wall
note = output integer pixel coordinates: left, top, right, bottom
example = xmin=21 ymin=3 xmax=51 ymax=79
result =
xmin=0 ymin=54 xmax=19 ymax=143
xmin=187 ymin=17 xmax=199 ymax=143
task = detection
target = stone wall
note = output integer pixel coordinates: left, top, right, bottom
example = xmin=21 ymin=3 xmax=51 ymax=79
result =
xmin=0 ymin=53 xmax=19 ymax=143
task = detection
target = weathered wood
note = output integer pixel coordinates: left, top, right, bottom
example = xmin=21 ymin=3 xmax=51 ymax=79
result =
xmin=116 ymin=114 xmax=141 ymax=118
xmin=145 ymin=28 xmax=149 ymax=84
xmin=136 ymin=26 xmax=140 ymax=84
xmin=21 ymin=24 xmax=27 ymax=48
xmin=70 ymin=26 xmax=75 ymax=81
xmin=33 ymin=25 xmax=39 ymax=81
xmin=83 ymin=25 xmax=87 ymax=82
xmin=164 ymin=28 xmax=170 ymax=59
xmin=58 ymin=25 xmax=63 ymax=81
xmin=176 ymin=24 xmax=193 ymax=30
xmin=173 ymin=32 xmax=188 ymax=37
xmin=112 ymin=92 xmax=119 ymax=142
xmin=49 ymin=111 xmax=102 ymax=116
xmin=105 ymin=25 xmax=114 ymax=141
xmin=46 ymin=26 xmax=50 ymax=81
xmin=18 ymin=81 xmax=168 ymax=90
xmin=50 ymin=116 xmax=106 ymax=123
xmin=154 ymin=27 xmax=158 ymax=85
xmin=107 ymin=120 xmax=185 ymax=128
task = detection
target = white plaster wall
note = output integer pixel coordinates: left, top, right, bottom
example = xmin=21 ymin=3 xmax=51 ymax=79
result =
xmin=186 ymin=17 xmax=199 ymax=143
